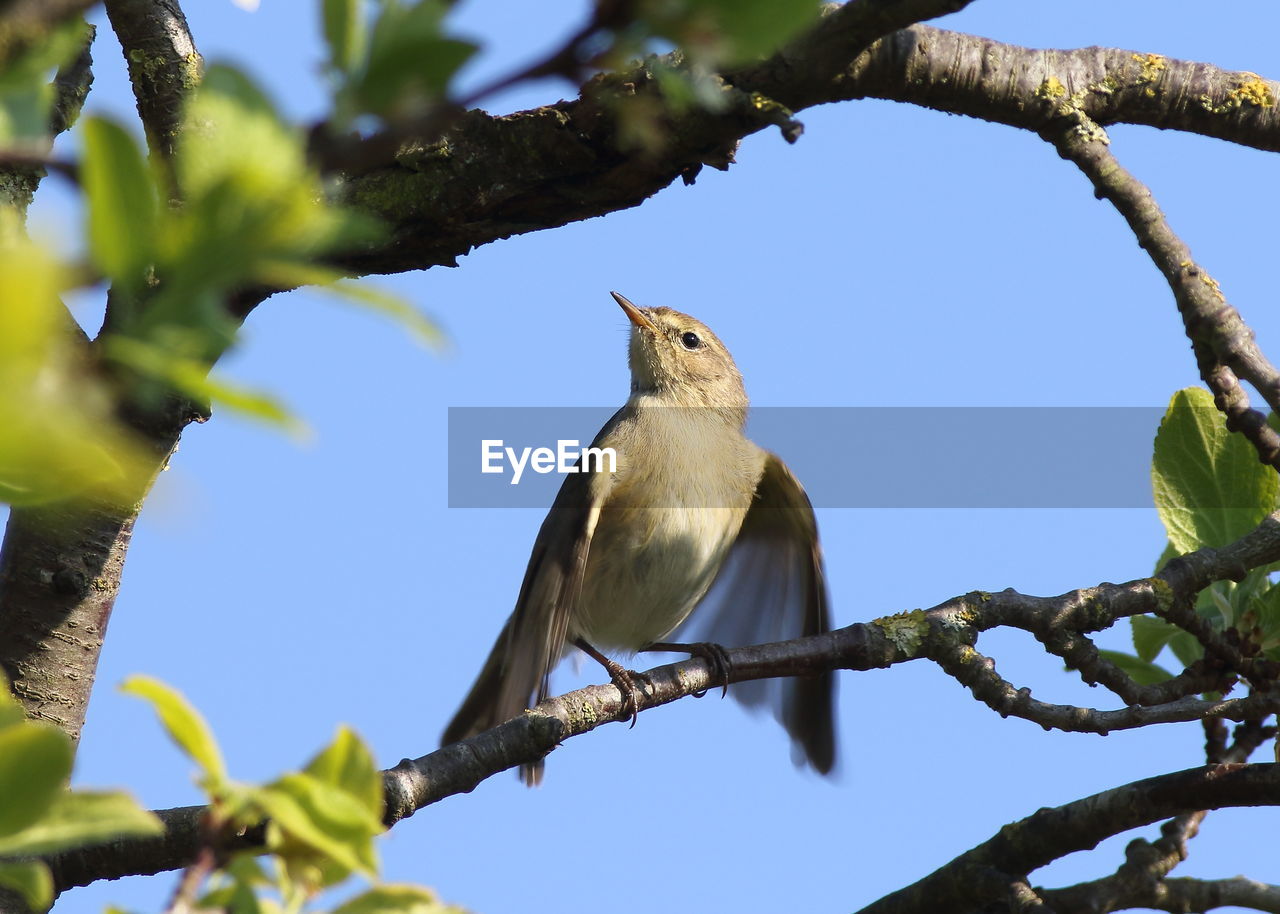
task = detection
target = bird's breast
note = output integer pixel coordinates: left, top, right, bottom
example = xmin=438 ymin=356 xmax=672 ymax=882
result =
xmin=570 ymin=411 xmax=762 ymax=651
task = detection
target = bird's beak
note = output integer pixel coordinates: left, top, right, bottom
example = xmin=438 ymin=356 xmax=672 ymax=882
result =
xmin=612 ymin=291 xmax=658 ymax=332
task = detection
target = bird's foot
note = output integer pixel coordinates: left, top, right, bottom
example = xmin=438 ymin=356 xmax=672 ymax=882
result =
xmin=574 ymin=638 xmax=651 ymax=728
xmin=641 ymin=641 xmax=733 ymax=698
xmin=607 ymin=662 xmax=652 ymax=729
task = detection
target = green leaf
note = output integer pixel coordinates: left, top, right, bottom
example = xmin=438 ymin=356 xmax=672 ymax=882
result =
xmin=1256 ymin=582 xmax=1280 ymax=652
xmin=333 ymin=884 xmax=450 ymax=914
xmin=0 ymin=723 xmax=71 ymax=839
xmin=303 ymin=726 xmax=383 ymax=822
xmin=160 ymin=63 xmax=377 ymax=339
xmin=1130 ymin=614 xmax=1179 ymax=663
xmin=199 ymin=878 xmax=266 ymax=914
xmin=104 ymin=336 xmax=305 ymax=434
xmin=0 ymin=861 xmax=52 ymax=912
xmin=255 ymin=772 xmax=381 ymax=879
xmin=121 ymin=676 xmax=227 ymax=789
xmin=639 ymin=0 xmax=821 ymax=67
xmin=1167 ymin=630 xmax=1205 ymax=669
xmin=1154 ymin=540 xmax=1178 ymax=575
xmin=0 ymin=791 xmax=162 ymax=857
xmin=259 ymin=261 xmax=443 ymax=348
xmin=81 ymin=117 xmax=158 ymax=287
xmin=0 ymin=19 xmax=89 ymax=145
xmin=0 ymin=672 xmax=29 ymax=731
xmin=1098 ymin=649 xmax=1174 ymax=685
xmin=1152 ymin=387 xmax=1278 ymax=552
xmin=324 ymin=0 xmax=367 ymax=75
xmin=0 ymin=238 xmax=153 ymax=508
xmin=358 ymin=2 xmax=476 ymax=116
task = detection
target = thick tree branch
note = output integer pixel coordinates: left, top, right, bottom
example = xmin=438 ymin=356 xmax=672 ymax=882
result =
xmin=1020 ymin=720 xmax=1275 ymax=914
xmin=0 ymin=3 xmax=211 ymax=743
xmin=842 ymin=26 xmax=1280 ymax=150
xmin=274 ymin=20 xmax=1280 ymax=295
xmin=1089 ymin=876 xmax=1280 ymax=913
xmin=104 ymin=0 xmax=201 ymax=163
xmin=0 ymin=393 xmax=204 ymax=740
xmin=300 ymin=1 xmax=985 ymax=281
xmin=856 ymin=763 xmax=1280 ymax=914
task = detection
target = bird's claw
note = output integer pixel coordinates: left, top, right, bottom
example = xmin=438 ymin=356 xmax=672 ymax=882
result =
xmin=685 ymin=641 xmax=733 ymax=698
xmin=605 ymin=664 xmax=650 ymax=728
xmin=641 ymin=640 xmax=734 ymax=698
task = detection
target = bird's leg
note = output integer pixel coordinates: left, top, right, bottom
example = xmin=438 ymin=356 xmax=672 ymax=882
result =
xmin=640 ymin=641 xmax=733 ymax=698
xmin=573 ymin=638 xmax=649 ymax=728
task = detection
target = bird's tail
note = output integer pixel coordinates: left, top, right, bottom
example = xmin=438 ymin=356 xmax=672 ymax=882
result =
xmin=441 ymin=617 xmax=546 ymax=786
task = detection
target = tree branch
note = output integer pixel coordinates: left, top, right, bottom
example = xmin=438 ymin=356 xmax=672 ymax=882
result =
xmin=1009 ymin=722 xmax=1276 ymax=914
xmin=42 ymin=507 xmax=1280 ymax=891
xmin=22 ymin=3 xmax=1280 ymax=902
xmin=288 ymin=22 xmax=1278 ymax=284
xmin=843 ymin=25 xmax=1280 ymax=151
xmin=0 ymin=22 xmax=93 ymax=213
xmin=856 ymin=763 xmax=1280 ymax=914
xmin=1041 ymin=112 xmax=1280 ymax=470
xmin=103 ymin=0 xmax=201 ymax=163
xmin=0 ymin=0 xmax=208 ymax=745
xmin=295 ymin=1 xmax=983 ymax=282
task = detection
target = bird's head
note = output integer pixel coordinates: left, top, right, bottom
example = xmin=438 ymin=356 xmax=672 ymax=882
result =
xmin=612 ymin=291 xmax=748 ymax=414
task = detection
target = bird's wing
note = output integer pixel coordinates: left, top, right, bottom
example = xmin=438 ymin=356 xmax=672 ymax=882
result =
xmin=495 ymin=462 xmax=610 ymax=720
xmin=442 ymin=411 xmax=620 ymax=751
xmin=674 ymin=450 xmax=836 ymax=773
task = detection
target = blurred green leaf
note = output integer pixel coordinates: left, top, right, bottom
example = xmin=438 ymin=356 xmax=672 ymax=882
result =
xmin=0 ymin=18 xmax=88 ymax=145
xmin=334 ymin=884 xmax=453 ymax=914
xmin=197 ymin=848 xmax=273 ymax=912
xmin=260 ymin=261 xmax=443 ymax=348
xmin=358 ymin=1 xmax=476 ymax=116
xmin=199 ymin=877 xmax=268 ymax=914
xmin=1130 ymin=614 xmax=1179 ymax=663
xmin=154 ymin=64 xmax=377 ymax=345
xmin=256 ymin=772 xmax=381 ymax=880
xmin=1206 ymin=583 xmax=1235 ymax=627
xmin=81 ymin=116 xmax=158 ymax=290
xmin=1152 ymin=387 xmax=1277 ymax=553
xmin=121 ymin=676 xmax=228 ymax=790
xmin=1167 ymin=630 xmax=1204 ymax=669
xmin=0 ymin=861 xmax=52 ymax=912
xmin=0 ymin=673 xmax=28 ymax=731
xmin=325 ymin=0 xmax=368 ymax=75
xmin=0 ymin=724 xmax=71 ymax=839
xmin=1250 ymin=579 xmax=1280 ymax=657
xmin=639 ymin=0 xmax=821 ymax=67
xmin=0 ymin=238 xmax=152 ymax=507
xmin=1098 ymin=649 xmax=1174 ymax=685
xmin=105 ymin=336 xmax=304 ymax=434
xmin=303 ymin=726 xmax=383 ymax=822
xmin=0 ymin=791 xmax=162 ymax=857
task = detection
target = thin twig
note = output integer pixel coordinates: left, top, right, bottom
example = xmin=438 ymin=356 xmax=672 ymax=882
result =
xmin=1042 ymin=112 xmax=1280 ymax=472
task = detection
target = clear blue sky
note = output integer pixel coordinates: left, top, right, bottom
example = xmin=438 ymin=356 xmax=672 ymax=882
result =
xmin=13 ymin=1 xmax=1280 ymax=911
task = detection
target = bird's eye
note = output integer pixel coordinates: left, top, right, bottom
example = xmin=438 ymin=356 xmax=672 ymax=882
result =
xmin=680 ymin=331 xmax=702 ymax=350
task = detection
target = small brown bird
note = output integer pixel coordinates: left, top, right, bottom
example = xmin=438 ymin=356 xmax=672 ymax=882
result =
xmin=443 ymin=292 xmax=836 ymax=783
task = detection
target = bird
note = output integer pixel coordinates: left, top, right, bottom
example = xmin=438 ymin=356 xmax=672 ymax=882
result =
xmin=442 ymin=291 xmax=836 ymax=784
